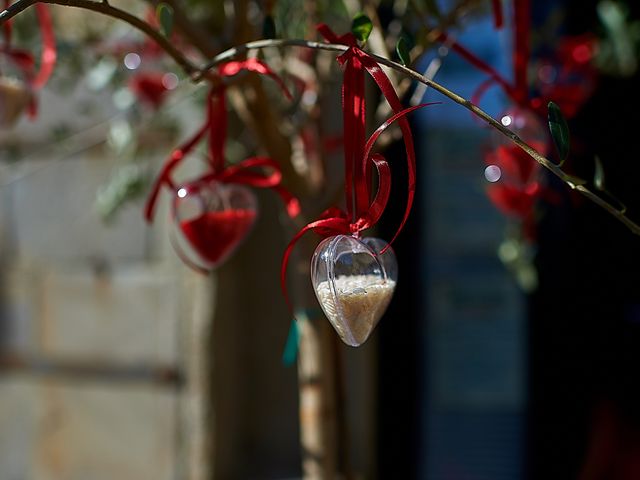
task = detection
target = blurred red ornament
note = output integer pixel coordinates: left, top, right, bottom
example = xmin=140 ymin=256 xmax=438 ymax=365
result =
xmin=485 ymin=106 xmax=548 ymax=219
xmin=128 ymin=71 xmax=173 ymax=109
xmin=537 ymin=35 xmax=598 ymax=118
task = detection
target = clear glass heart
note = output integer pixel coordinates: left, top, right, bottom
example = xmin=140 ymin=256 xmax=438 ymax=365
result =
xmin=311 ymin=235 xmax=397 ymax=347
xmin=491 ymin=106 xmax=549 ymax=155
xmin=172 ymin=178 xmax=257 ymax=270
xmin=0 ymin=76 xmax=32 ymax=128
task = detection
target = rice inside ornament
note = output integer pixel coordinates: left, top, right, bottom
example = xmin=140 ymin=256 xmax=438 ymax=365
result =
xmin=311 ymin=235 xmax=397 ymax=346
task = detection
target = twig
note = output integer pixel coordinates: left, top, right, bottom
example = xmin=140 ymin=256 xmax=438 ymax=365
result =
xmin=145 ymin=0 xmax=220 ymax=57
xmin=1 ymin=5 xmax=637 ymax=235
xmin=198 ymin=38 xmax=640 ymax=236
xmin=0 ymin=0 xmax=202 ymax=78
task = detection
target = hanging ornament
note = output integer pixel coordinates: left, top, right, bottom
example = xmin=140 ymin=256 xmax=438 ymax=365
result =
xmin=486 ymin=104 xmax=552 ymax=219
xmin=145 ymin=59 xmax=299 ymax=272
xmin=535 ymin=34 xmax=598 ymax=119
xmin=436 ymin=0 xmax=555 ymax=222
xmin=281 ymin=24 xmax=435 ymax=346
xmin=172 ymin=178 xmax=257 ymax=270
xmin=311 ymin=235 xmax=397 ymax=346
xmin=485 ymin=106 xmax=549 ymax=220
xmin=0 ymin=2 xmax=56 ymax=127
xmin=128 ymin=70 xmax=177 ymax=109
xmin=0 ymin=74 xmax=32 ymax=126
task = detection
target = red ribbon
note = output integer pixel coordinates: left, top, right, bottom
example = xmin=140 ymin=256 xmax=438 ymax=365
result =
xmin=1 ymin=2 xmax=56 ymax=118
xmin=145 ymin=59 xmax=299 ymax=226
xmin=437 ymin=0 xmax=531 ymax=108
xmin=1 ymin=3 xmax=56 ymax=87
xmin=436 ymin=31 xmax=521 ymax=107
xmin=279 ymin=24 xmax=435 ymax=312
xmin=32 ymin=4 xmax=56 ymax=89
xmin=492 ymin=0 xmax=504 ymax=29
xmin=513 ymin=0 xmax=530 ymax=104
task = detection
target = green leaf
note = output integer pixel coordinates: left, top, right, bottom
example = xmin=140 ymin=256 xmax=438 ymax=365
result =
xmin=156 ymin=3 xmax=174 ymax=37
xmin=396 ymin=37 xmax=411 ymax=66
xmin=547 ymin=101 xmax=570 ymax=164
xmin=594 ymin=155 xmax=605 ymax=190
xmin=262 ymin=15 xmax=276 ymax=39
xmin=351 ymin=13 xmax=373 ymax=43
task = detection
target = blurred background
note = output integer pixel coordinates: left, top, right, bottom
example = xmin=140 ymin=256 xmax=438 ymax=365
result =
xmin=1 ymin=0 xmax=640 ymax=479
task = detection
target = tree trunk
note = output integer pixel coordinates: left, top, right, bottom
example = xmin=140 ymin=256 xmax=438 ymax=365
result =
xmin=179 ymin=272 xmax=216 ymax=480
xmin=292 ymin=238 xmax=351 ymax=480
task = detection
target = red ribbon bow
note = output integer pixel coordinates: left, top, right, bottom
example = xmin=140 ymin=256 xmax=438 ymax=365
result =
xmin=144 ymin=58 xmax=300 ymax=226
xmin=279 ymin=24 xmax=436 ymax=312
xmin=1 ymin=1 xmax=56 ymax=117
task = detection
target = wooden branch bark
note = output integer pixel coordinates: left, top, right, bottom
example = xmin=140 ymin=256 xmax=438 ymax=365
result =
xmin=200 ymin=38 xmax=640 ymax=237
xmin=0 ymin=0 xmax=204 ymax=78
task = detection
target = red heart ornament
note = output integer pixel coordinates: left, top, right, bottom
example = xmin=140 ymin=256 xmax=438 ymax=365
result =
xmin=311 ymin=235 xmax=397 ymax=347
xmin=172 ymin=178 xmax=258 ymax=270
xmin=0 ymin=77 xmax=32 ymax=127
xmin=485 ymin=106 xmax=549 ymax=218
xmin=128 ymin=71 xmax=172 ymax=109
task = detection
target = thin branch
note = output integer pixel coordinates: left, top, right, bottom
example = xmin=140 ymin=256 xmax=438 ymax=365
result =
xmin=0 ymin=0 xmax=36 ymax=22
xmin=1 ymin=3 xmax=637 ymax=235
xmin=199 ymin=38 xmax=640 ymax=236
xmin=145 ymin=0 xmax=220 ymax=57
xmin=0 ymin=0 xmax=203 ymax=78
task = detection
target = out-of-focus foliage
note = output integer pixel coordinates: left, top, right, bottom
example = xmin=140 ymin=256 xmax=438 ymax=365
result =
xmin=596 ymin=0 xmax=640 ymax=76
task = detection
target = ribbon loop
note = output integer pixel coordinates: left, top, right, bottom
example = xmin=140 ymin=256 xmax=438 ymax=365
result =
xmin=144 ymin=123 xmax=209 ymax=221
xmin=317 ymin=23 xmax=357 ymax=47
xmin=219 ymin=57 xmax=292 ymax=100
xmin=281 ymin=26 xmax=435 ymax=312
xmin=146 ymin=58 xmax=298 ymax=231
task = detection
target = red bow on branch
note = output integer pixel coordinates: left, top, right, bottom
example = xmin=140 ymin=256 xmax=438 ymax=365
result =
xmin=279 ymin=24 xmax=436 ymax=312
xmin=144 ymin=58 xmax=300 ymax=227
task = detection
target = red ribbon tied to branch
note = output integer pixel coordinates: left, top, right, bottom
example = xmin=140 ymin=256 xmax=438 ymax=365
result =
xmin=144 ymin=58 xmax=300 ymax=225
xmin=280 ymin=24 xmax=437 ymax=312
xmin=438 ymin=0 xmax=533 ymax=109
xmin=1 ymin=1 xmax=56 ymax=117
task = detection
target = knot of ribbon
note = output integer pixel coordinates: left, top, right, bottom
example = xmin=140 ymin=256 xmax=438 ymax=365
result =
xmin=279 ymin=24 xmax=436 ymax=312
xmin=144 ymin=58 xmax=300 ymax=224
xmin=1 ymin=1 xmax=56 ymax=116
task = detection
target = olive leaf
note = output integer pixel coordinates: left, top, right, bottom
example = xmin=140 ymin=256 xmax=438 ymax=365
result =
xmin=156 ymin=3 xmax=174 ymax=37
xmin=351 ymin=13 xmax=373 ymax=43
xmin=262 ymin=15 xmax=276 ymax=39
xmin=547 ymin=101 xmax=570 ymax=164
xmin=594 ymin=155 xmax=605 ymax=190
xmin=396 ymin=37 xmax=411 ymax=66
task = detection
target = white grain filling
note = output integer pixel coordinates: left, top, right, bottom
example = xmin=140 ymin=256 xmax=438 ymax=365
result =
xmin=315 ymin=274 xmax=395 ymax=346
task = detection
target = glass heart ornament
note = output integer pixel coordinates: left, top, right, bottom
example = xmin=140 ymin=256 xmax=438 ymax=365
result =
xmin=311 ymin=235 xmax=397 ymax=347
xmin=485 ymin=106 xmax=549 ymax=217
xmin=171 ymin=177 xmax=258 ymax=270
xmin=0 ymin=75 xmax=32 ymax=128
xmin=491 ymin=106 xmax=550 ymax=158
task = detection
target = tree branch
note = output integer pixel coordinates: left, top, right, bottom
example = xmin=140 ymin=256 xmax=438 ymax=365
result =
xmin=0 ymin=0 xmax=203 ymax=79
xmin=1 ymin=3 xmax=637 ymax=235
xmin=145 ymin=0 xmax=220 ymax=58
xmin=199 ymin=38 xmax=640 ymax=236
xmin=0 ymin=0 xmax=36 ymax=21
